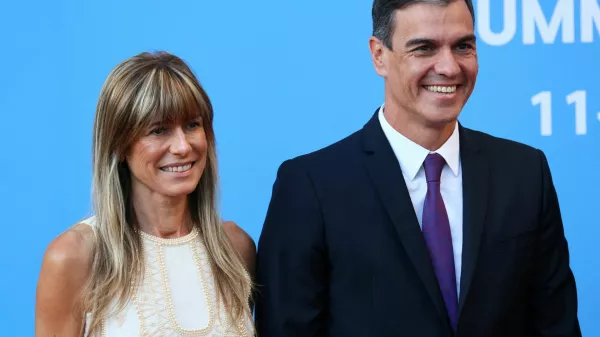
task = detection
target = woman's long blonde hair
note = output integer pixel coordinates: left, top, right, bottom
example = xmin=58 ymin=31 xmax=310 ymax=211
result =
xmin=82 ymin=51 xmax=253 ymax=336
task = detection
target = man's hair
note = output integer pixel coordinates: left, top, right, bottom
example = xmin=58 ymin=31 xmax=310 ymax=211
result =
xmin=372 ymin=0 xmax=475 ymax=50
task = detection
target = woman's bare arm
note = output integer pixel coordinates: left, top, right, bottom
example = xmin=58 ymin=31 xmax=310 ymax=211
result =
xmin=223 ymin=221 xmax=256 ymax=280
xmin=35 ymin=224 xmax=95 ymax=337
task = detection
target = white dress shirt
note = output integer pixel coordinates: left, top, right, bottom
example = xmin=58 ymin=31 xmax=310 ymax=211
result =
xmin=378 ymin=105 xmax=463 ymax=295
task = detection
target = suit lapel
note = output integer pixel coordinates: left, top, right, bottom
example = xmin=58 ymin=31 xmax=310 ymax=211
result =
xmin=457 ymin=125 xmax=489 ymax=317
xmin=361 ymin=110 xmax=450 ymax=329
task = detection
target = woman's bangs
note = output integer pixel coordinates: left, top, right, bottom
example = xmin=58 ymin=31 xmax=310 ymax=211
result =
xmin=136 ymin=67 xmax=205 ymax=131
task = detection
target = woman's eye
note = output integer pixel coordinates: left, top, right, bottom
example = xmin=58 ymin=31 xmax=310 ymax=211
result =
xmin=150 ymin=126 xmax=165 ymax=135
xmin=186 ymin=117 xmax=204 ymax=129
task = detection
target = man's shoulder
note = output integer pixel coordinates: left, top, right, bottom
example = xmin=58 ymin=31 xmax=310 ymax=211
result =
xmin=280 ymin=128 xmax=363 ymax=171
xmin=462 ymin=125 xmax=542 ymax=159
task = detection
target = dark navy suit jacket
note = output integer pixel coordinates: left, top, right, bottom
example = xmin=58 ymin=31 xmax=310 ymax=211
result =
xmin=254 ymin=109 xmax=580 ymax=337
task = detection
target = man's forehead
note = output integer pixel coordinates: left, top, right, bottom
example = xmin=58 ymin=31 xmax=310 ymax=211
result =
xmin=391 ymin=3 xmax=474 ymax=42
xmin=392 ymin=1 xmax=472 ymax=25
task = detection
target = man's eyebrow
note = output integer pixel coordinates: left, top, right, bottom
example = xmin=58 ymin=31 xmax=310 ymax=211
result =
xmin=404 ymin=34 xmax=477 ymax=48
xmin=456 ymin=34 xmax=477 ymax=44
xmin=404 ymin=38 xmax=436 ymax=49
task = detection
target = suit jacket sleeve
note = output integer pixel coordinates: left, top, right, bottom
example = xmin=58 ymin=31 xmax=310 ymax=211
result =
xmin=531 ymin=150 xmax=581 ymax=336
xmin=255 ymin=159 xmax=328 ymax=337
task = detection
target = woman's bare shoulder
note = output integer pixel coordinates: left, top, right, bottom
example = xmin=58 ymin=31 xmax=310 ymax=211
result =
xmin=222 ymin=220 xmax=256 ymax=276
xmin=35 ymin=221 xmax=96 ymax=336
xmin=43 ymin=222 xmax=95 ymax=271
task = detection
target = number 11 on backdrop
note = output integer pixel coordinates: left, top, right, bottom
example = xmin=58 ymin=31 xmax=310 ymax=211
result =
xmin=531 ymin=90 xmax=596 ymax=136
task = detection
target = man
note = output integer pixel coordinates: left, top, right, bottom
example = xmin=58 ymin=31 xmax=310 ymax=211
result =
xmin=254 ymin=0 xmax=581 ymax=336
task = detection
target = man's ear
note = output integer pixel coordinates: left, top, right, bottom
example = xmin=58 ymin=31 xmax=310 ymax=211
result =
xmin=369 ymin=36 xmax=389 ymax=77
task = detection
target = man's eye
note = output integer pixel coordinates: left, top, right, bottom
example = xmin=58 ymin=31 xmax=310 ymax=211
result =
xmin=457 ymin=43 xmax=473 ymax=51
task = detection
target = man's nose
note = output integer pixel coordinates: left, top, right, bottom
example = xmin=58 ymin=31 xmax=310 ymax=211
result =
xmin=434 ymin=48 xmax=461 ymax=78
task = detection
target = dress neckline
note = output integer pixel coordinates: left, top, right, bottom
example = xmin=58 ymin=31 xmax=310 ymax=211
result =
xmin=138 ymin=226 xmax=199 ymax=246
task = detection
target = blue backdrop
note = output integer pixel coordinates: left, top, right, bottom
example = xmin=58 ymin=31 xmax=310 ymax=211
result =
xmin=0 ymin=0 xmax=598 ymax=335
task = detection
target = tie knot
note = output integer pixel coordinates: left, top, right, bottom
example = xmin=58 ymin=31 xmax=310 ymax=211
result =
xmin=424 ymin=153 xmax=446 ymax=183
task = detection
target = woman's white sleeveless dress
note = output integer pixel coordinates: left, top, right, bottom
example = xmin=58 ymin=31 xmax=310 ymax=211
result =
xmin=80 ymin=216 xmax=254 ymax=337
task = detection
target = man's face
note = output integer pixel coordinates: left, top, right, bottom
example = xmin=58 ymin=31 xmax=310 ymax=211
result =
xmin=371 ymin=0 xmax=478 ymax=128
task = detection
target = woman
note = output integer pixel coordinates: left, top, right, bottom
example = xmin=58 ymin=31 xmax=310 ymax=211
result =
xmin=35 ymin=51 xmax=256 ymax=336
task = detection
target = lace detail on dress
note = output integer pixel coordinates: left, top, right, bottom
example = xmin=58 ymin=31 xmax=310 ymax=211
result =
xmin=81 ymin=216 xmax=253 ymax=337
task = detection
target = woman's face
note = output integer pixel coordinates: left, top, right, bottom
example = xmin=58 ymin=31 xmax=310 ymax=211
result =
xmin=125 ymin=116 xmax=207 ymax=199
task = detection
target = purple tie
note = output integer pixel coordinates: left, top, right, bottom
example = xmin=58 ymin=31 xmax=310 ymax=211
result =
xmin=422 ymin=153 xmax=458 ymax=331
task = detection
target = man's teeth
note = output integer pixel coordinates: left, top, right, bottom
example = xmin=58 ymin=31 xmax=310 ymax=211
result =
xmin=425 ymin=85 xmax=457 ymax=93
xmin=161 ymin=163 xmax=192 ymax=172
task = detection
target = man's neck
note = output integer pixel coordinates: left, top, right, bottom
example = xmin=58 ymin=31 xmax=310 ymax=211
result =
xmin=382 ymin=103 xmax=456 ymax=152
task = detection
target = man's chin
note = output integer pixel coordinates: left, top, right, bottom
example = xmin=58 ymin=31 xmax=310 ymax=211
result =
xmin=420 ymin=106 xmax=462 ymax=126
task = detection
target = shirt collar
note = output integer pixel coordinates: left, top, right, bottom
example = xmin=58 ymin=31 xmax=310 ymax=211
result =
xmin=378 ymin=104 xmax=460 ymax=180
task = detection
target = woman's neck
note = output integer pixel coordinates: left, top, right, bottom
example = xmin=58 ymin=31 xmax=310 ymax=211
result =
xmin=131 ymin=184 xmax=192 ymax=239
